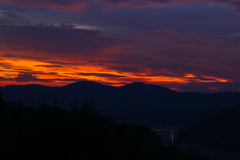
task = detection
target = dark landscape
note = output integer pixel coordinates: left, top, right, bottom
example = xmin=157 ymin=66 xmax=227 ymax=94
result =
xmin=1 ymin=81 xmax=239 ymax=110
xmin=0 ymin=81 xmax=237 ymax=129
xmin=1 ymin=81 xmax=240 ymax=160
xmin=1 ymin=0 xmax=240 ymax=160
xmin=0 ymin=90 xmax=208 ymax=160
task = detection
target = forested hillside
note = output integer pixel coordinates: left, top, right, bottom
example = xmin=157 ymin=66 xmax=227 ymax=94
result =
xmin=177 ymin=105 xmax=240 ymax=151
xmin=0 ymin=93 xmax=208 ymax=160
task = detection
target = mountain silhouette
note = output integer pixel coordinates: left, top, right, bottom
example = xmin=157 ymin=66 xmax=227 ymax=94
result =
xmin=121 ymin=82 xmax=174 ymax=95
xmin=0 ymin=81 xmax=239 ymax=110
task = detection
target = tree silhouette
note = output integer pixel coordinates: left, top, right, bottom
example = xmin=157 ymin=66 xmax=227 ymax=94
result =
xmin=0 ymin=93 xmax=209 ymax=160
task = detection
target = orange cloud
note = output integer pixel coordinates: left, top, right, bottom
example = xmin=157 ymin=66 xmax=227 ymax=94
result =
xmin=201 ymin=76 xmax=231 ymax=83
xmin=0 ymin=55 xmax=232 ymax=88
xmin=184 ymin=73 xmax=197 ymax=78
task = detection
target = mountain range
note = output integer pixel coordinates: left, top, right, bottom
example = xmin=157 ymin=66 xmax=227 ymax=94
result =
xmin=1 ymin=81 xmax=240 ymax=127
xmin=0 ymin=81 xmax=239 ymax=110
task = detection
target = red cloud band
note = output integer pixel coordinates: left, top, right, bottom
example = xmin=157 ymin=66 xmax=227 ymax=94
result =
xmin=1 ymin=0 xmax=240 ymax=12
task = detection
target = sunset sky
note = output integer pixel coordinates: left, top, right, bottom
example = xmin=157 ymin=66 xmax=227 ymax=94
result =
xmin=0 ymin=0 xmax=240 ymax=92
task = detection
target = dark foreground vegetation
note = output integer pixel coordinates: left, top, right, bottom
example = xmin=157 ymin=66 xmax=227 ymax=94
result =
xmin=177 ymin=105 xmax=240 ymax=151
xmin=0 ymin=93 xmax=208 ymax=160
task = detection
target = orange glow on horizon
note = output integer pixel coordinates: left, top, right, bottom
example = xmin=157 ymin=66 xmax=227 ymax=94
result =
xmin=170 ymin=88 xmax=185 ymax=92
xmin=184 ymin=73 xmax=197 ymax=78
xmin=0 ymin=56 xmax=232 ymax=88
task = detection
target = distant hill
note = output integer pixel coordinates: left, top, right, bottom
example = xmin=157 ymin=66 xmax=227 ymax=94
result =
xmin=0 ymin=81 xmax=240 ymax=111
xmin=101 ymin=105 xmax=223 ymax=128
xmin=176 ymin=105 xmax=240 ymax=151
xmin=0 ymin=81 xmax=176 ymax=109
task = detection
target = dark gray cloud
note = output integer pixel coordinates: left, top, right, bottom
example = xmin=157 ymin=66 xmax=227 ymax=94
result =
xmin=0 ymin=11 xmax=27 ymax=25
xmin=0 ymin=76 xmax=14 ymax=81
xmin=79 ymin=72 xmax=126 ymax=77
xmin=0 ymin=22 xmax=120 ymax=54
xmin=35 ymin=65 xmax=62 ymax=68
xmin=13 ymin=72 xmax=88 ymax=83
xmin=0 ymin=11 xmax=25 ymax=20
xmin=107 ymin=66 xmax=141 ymax=73
xmin=0 ymin=0 xmax=89 ymax=11
xmin=15 ymin=72 xmax=50 ymax=82
xmin=1 ymin=54 xmax=16 ymax=57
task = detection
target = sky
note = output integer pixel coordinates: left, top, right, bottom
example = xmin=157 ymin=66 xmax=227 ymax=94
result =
xmin=0 ymin=0 xmax=240 ymax=92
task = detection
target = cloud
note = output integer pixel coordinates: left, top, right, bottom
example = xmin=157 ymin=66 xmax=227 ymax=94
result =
xmin=0 ymin=11 xmax=27 ymax=24
xmin=15 ymin=72 xmax=50 ymax=82
xmin=97 ymin=0 xmax=240 ymax=14
xmin=0 ymin=11 xmax=25 ymax=20
xmin=0 ymin=0 xmax=89 ymax=11
xmin=107 ymin=66 xmax=141 ymax=73
xmin=1 ymin=0 xmax=240 ymax=13
xmin=151 ymin=29 xmax=182 ymax=35
xmin=0 ymin=0 xmax=240 ymax=92
xmin=60 ymin=22 xmax=76 ymax=29
xmin=0 ymin=22 xmax=120 ymax=55
xmin=0 ymin=76 xmax=14 ymax=81
xmin=79 ymin=72 xmax=126 ymax=77
xmin=1 ymin=53 xmax=17 ymax=57
xmin=35 ymin=65 xmax=62 ymax=68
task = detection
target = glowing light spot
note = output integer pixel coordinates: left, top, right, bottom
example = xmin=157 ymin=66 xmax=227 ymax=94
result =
xmin=208 ymin=86 xmax=222 ymax=91
xmin=75 ymin=25 xmax=101 ymax=30
xmin=170 ymin=88 xmax=184 ymax=92
xmin=184 ymin=73 xmax=197 ymax=78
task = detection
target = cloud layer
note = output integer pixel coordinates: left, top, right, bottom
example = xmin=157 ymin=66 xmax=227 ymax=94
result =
xmin=1 ymin=0 xmax=240 ymax=12
xmin=0 ymin=1 xmax=239 ymax=92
